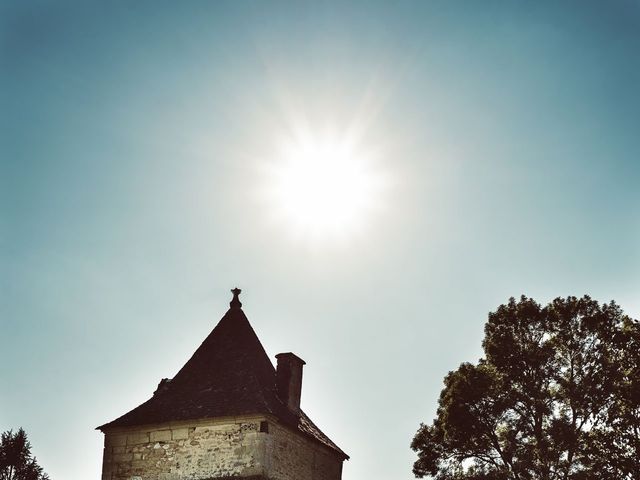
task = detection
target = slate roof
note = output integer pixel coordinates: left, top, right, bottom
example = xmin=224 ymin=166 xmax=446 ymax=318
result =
xmin=98 ymin=294 xmax=348 ymax=460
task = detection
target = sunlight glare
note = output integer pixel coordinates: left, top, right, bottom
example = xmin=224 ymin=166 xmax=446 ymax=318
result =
xmin=265 ymin=128 xmax=386 ymax=244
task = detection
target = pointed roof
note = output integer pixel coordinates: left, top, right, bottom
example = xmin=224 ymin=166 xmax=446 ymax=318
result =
xmin=98 ymin=290 xmax=348 ymax=460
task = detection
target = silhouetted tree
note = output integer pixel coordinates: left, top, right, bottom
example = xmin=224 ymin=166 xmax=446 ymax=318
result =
xmin=411 ymin=295 xmax=640 ymax=480
xmin=0 ymin=428 xmax=50 ymax=480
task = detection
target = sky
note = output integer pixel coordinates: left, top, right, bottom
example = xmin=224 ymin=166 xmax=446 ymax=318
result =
xmin=1 ymin=1 xmax=639 ymax=479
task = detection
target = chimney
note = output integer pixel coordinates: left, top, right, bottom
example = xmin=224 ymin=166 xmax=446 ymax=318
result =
xmin=275 ymin=352 xmax=306 ymax=414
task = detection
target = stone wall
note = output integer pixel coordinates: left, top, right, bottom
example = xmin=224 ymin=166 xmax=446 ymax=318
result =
xmin=102 ymin=417 xmax=266 ymax=480
xmin=263 ymin=422 xmax=343 ymax=480
xmin=101 ymin=416 xmax=343 ymax=480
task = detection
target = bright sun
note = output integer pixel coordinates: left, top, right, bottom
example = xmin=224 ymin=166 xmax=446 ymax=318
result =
xmin=264 ymin=128 xmax=386 ymax=244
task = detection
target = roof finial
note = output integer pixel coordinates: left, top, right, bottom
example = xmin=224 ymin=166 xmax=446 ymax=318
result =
xmin=230 ymin=288 xmax=242 ymax=309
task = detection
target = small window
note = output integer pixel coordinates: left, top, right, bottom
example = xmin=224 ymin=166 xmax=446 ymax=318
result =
xmin=259 ymin=421 xmax=269 ymax=433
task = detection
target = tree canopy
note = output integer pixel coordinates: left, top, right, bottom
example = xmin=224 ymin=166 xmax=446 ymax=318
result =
xmin=411 ymin=295 xmax=640 ymax=480
xmin=0 ymin=428 xmax=50 ymax=480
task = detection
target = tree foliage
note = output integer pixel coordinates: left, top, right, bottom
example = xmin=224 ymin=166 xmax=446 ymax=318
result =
xmin=411 ymin=295 xmax=640 ymax=480
xmin=0 ymin=428 xmax=50 ymax=480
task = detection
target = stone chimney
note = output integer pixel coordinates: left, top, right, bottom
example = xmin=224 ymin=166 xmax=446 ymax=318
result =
xmin=275 ymin=352 xmax=306 ymax=413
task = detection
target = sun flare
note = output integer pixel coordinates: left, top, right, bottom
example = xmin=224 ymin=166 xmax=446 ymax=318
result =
xmin=264 ymin=127 xmax=386 ymax=244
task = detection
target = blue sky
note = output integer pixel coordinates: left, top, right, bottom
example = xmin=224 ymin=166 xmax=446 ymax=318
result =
xmin=1 ymin=1 xmax=639 ymax=479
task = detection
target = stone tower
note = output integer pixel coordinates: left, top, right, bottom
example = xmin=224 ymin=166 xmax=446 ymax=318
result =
xmin=97 ymin=289 xmax=348 ymax=480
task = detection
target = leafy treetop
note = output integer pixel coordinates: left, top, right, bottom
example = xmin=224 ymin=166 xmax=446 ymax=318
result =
xmin=411 ymin=295 xmax=640 ymax=480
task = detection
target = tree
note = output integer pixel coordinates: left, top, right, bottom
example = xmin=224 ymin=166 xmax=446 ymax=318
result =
xmin=411 ymin=295 xmax=640 ymax=480
xmin=0 ymin=428 xmax=50 ymax=480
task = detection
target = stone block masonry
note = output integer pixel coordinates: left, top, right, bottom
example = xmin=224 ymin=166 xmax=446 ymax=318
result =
xmin=102 ymin=418 xmax=264 ymax=480
xmin=101 ymin=416 xmax=342 ymax=480
xmin=264 ymin=422 xmax=343 ymax=480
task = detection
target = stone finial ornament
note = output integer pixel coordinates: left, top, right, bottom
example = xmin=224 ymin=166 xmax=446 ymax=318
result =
xmin=230 ymin=288 xmax=242 ymax=309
